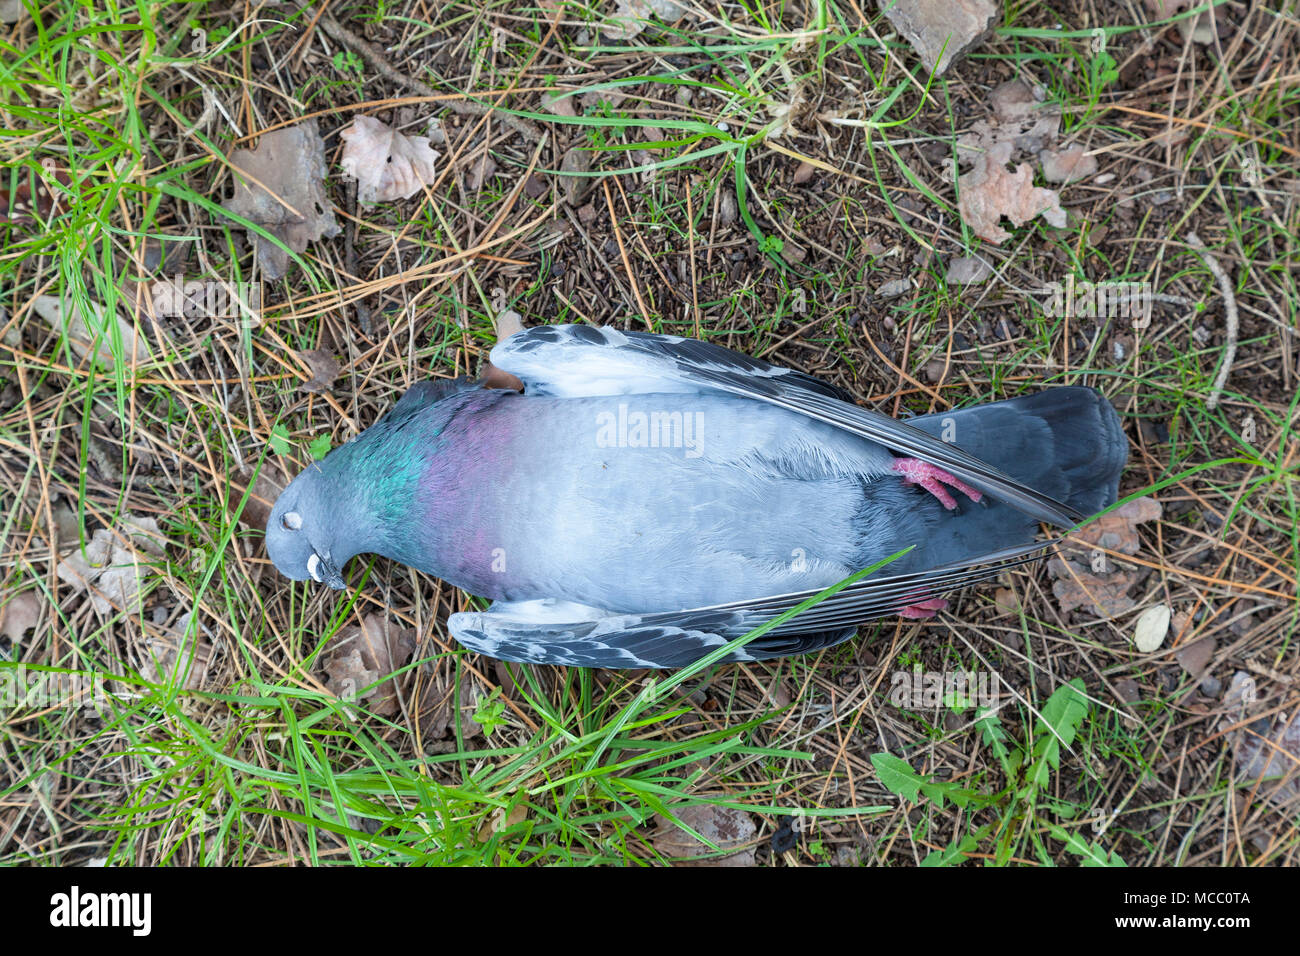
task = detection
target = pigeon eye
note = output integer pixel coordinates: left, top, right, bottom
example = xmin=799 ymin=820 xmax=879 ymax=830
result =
xmin=281 ymin=511 xmax=302 ymax=531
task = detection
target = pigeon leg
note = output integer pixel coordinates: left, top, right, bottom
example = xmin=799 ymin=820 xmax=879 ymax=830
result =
xmin=899 ymin=598 xmax=948 ymax=620
xmin=891 ymin=458 xmax=983 ymax=510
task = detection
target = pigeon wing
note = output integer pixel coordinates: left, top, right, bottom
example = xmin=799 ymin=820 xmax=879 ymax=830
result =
xmin=448 ymin=543 xmax=1048 ymax=668
xmin=490 ymin=325 xmax=1083 ymax=527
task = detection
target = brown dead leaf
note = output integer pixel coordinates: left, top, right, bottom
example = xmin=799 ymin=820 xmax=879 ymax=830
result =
xmin=984 ymin=80 xmax=1061 ymax=151
xmin=540 ymin=91 xmax=577 ymax=117
xmin=56 ymin=529 xmax=112 ymax=592
xmin=990 ymin=78 xmax=1039 ymax=122
xmin=56 ymin=515 xmax=166 ymax=616
xmin=992 ymin=587 xmax=1020 ymax=616
xmin=476 ymin=803 xmax=528 ymax=842
xmin=221 ymin=119 xmax=340 ymax=280
xmin=140 ymin=613 xmax=214 ymax=690
xmin=32 ymin=295 xmax=151 ymax=368
xmin=1050 ymin=498 xmax=1160 ymax=617
xmin=137 ymin=234 xmax=194 ymax=275
xmin=1039 ymin=146 xmax=1098 ymax=184
xmin=602 ymin=0 xmax=649 ymax=39
xmin=49 ymin=499 xmax=80 ymax=546
xmin=1113 ymin=678 xmax=1142 ymax=705
xmin=1234 ymin=708 xmax=1300 ymax=808
xmin=1175 ymin=636 xmax=1216 ymax=677
xmin=602 ymin=0 xmax=686 ymax=39
xmin=585 ymin=89 xmax=629 ymax=110
xmin=321 ymin=614 xmax=416 ymax=717
xmin=0 ymin=591 xmax=41 ymax=644
xmin=877 ymin=0 xmax=999 ymax=76
xmin=482 ymin=310 xmax=526 ymax=390
xmin=231 ymin=461 xmax=287 ymax=531
xmin=98 ymin=556 xmax=150 ymax=615
xmin=523 ymin=173 xmax=549 ymax=199
xmin=413 ymin=669 xmax=452 ymax=740
xmin=958 ymin=140 xmax=1066 ymax=244
xmin=945 ymin=255 xmax=993 ymax=285
xmin=559 ymin=146 xmax=593 ymax=206
xmin=652 ymin=804 xmax=756 ymax=866
xmin=1068 ymin=497 xmax=1163 ymax=557
xmin=339 ymin=116 xmax=440 ymax=205
xmin=298 ymin=349 xmax=340 ymax=394
xmin=465 ymin=153 xmax=498 ymax=191
xmin=1049 ymin=555 xmax=1139 ymax=617
xmin=1144 ymin=0 xmax=1216 ymax=43
xmin=0 ymin=160 xmax=73 ymax=223
xmin=792 ymin=160 xmax=816 ymax=185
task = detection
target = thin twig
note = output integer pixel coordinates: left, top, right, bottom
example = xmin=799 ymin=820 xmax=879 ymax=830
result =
xmin=1186 ymin=232 xmax=1240 ymax=412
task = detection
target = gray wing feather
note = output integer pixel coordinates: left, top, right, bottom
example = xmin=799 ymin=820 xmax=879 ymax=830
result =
xmin=491 ymin=325 xmax=1083 ymax=527
xmin=448 ymin=543 xmax=1048 ymax=668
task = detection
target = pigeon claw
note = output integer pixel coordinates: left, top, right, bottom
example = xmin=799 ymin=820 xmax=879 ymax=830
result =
xmin=891 ymin=458 xmax=983 ymax=511
xmin=899 ymin=598 xmax=948 ymax=620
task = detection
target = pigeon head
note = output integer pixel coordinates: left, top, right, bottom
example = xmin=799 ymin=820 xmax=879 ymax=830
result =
xmin=265 ymin=465 xmax=349 ymax=589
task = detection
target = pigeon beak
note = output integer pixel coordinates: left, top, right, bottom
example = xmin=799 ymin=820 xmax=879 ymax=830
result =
xmin=306 ymin=551 xmax=347 ymax=590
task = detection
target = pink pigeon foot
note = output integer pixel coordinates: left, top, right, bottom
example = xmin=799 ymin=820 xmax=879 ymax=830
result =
xmin=891 ymin=458 xmax=983 ymax=510
xmin=899 ymin=598 xmax=948 ymax=620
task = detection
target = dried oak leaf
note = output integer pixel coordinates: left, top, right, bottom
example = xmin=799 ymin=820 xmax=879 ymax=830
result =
xmin=476 ymin=803 xmax=528 ymax=842
xmin=231 ymin=461 xmax=287 ymax=531
xmin=992 ymin=587 xmax=1020 ymax=616
xmin=221 ymin=119 xmax=340 ymax=280
xmin=1233 ymin=707 xmax=1300 ymax=808
xmin=958 ymin=140 xmax=1066 ymax=244
xmin=559 ymin=146 xmax=593 ymax=206
xmin=1067 ymin=497 xmax=1163 ymax=557
xmin=1143 ymin=0 xmax=1216 ymax=43
xmin=945 ymin=255 xmax=992 ymax=285
xmin=32 ymin=295 xmax=151 ymax=368
xmin=1049 ymin=556 xmax=1139 ymax=618
xmin=0 ymin=591 xmax=41 ymax=644
xmin=539 ymin=91 xmax=578 ymax=117
xmin=465 ymin=153 xmax=498 ymax=192
xmin=339 ymin=116 xmax=440 ymax=205
xmin=298 ymin=348 xmax=340 ymax=394
xmin=413 ymin=676 xmax=487 ymax=741
xmin=321 ymin=614 xmax=416 ymax=717
xmin=139 ymin=613 xmax=215 ymax=690
xmin=56 ymin=515 xmax=166 ymax=617
xmin=652 ymin=804 xmax=757 ymax=866
xmin=986 ymin=79 xmax=1061 ymax=151
xmin=602 ymin=0 xmax=686 ymax=40
xmin=0 ymin=160 xmax=73 ymax=223
xmin=876 ymin=0 xmax=999 ymax=76
xmin=1039 ymin=146 xmax=1098 ymax=184
xmin=414 ymin=680 xmax=451 ymax=740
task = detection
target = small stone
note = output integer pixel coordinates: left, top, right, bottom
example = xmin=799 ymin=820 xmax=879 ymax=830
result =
xmin=945 ymin=255 xmax=993 ymax=285
xmin=1175 ymin=636 xmax=1216 ymax=677
xmin=876 ymin=277 xmax=911 ymax=299
xmin=1114 ymin=678 xmax=1142 ymax=704
xmin=1133 ymin=604 xmax=1171 ymax=653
